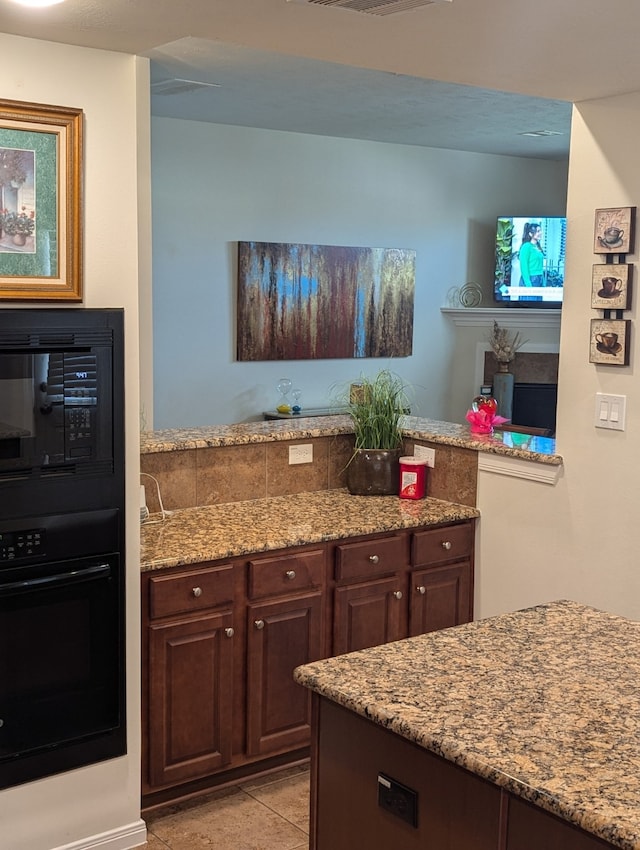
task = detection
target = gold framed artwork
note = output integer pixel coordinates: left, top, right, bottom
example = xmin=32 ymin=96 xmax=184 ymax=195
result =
xmin=589 ymin=318 xmax=631 ymax=366
xmin=0 ymin=98 xmax=83 ymax=301
xmin=593 ymin=207 xmax=635 ymax=254
xmin=591 ymin=263 xmax=632 ymax=310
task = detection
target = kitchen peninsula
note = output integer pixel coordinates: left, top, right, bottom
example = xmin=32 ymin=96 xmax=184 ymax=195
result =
xmin=140 ymin=413 xmax=562 ymax=513
xmin=139 ymin=414 xmax=563 ymax=809
xmin=294 ymin=600 xmax=640 ymax=850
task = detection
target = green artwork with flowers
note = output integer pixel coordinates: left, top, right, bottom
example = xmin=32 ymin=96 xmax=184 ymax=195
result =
xmin=0 ymin=129 xmax=58 ymax=277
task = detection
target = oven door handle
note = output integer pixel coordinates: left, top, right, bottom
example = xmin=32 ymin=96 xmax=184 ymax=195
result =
xmin=0 ymin=562 xmax=111 ymax=595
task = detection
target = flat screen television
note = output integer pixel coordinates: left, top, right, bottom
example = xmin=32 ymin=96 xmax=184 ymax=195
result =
xmin=494 ymin=216 xmax=566 ymax=307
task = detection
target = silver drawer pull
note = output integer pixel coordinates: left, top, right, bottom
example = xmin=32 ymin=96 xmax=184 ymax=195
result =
xmin=369 ymin=554 xmax=379 ymax=564
xmin=285 ymin=569 xmax=296 ymax=580
xmin=393 ymin=591 xmax=403 ymax=600
xmin=254 ymin=619 xmax=265 ymax=630
xmin=416 ymin=585 xmax=426 ymax=595
xmin=441 ymin=541 xmax=452 ymax=550
xmin=225 ymin=627 xmax=234 ymax=638
xmin=192 ymin=586 xmax=203 ymax=597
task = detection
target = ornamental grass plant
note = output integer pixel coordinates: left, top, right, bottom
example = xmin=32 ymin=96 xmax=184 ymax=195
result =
xmin=347 ymin=370 xmax=410 ymax=451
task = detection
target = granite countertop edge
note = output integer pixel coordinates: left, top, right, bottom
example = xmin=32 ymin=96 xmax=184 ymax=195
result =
xmin=294 ymin=600 xmax=640 ymax=850
xmin=140 ymin=415 xmax=563 ymax=466
xmin=140 ymin=490 xmax=480 ymax=572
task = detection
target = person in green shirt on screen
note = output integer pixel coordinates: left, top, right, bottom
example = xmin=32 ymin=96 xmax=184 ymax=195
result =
xmin=518 ymin=221 xmax=544 ymax=301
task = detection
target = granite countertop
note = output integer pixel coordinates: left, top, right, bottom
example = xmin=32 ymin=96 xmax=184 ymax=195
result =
xmin=140 ymin=414 xmax=562 ymax=466
xmin=140 ymin=488 xmax=479 ymax=572
xmin=294 ymin=600 xmax=640 ymax=850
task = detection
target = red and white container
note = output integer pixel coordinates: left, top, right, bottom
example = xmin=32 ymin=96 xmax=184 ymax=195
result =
xmin=398 ymin=456 xmax=428 ymax=500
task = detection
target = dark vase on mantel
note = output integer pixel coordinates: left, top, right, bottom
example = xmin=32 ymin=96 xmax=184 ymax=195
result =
xmin=493 ymin=361 xmax=514 ymax=420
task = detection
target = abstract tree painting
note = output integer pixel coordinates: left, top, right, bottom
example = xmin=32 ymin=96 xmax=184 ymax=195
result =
xmin=237 ymin=241 xmax=415 ymax=361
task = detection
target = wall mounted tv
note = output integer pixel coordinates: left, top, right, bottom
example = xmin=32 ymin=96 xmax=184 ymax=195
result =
xmin=494 ymin=216 xmax=567 ymax=307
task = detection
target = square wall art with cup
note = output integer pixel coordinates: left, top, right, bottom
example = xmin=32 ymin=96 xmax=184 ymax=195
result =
xmin=591 ymin=263 xmax=632 ymax=310
xmin=589 ymin=318 xmax=631 ymax=366
xmin=593 ymin=207 xmax=635 ymax=255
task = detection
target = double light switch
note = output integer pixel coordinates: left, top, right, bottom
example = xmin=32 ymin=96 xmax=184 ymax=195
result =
xmin=595 ymin=393 xmax=626 ymax=431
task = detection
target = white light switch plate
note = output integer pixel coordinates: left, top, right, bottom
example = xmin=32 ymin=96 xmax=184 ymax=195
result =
xmin=595 ymin=392 xmax=626 ymax=431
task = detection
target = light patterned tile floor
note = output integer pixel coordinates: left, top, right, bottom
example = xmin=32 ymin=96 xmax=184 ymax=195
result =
xmin=143 ymin=765 xmax=310 ymax=850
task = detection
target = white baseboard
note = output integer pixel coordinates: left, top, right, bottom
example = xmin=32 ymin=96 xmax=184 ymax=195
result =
xmin=52 ymin=820 xmax=147 ymax=850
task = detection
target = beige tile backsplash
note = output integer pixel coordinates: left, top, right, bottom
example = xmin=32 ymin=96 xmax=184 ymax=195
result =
xmin=141 ymin=434 xmax=477 ymax=512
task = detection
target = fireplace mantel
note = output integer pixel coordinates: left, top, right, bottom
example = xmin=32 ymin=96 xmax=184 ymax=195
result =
xmin=441 ymin=307 xmax=561 ymax=329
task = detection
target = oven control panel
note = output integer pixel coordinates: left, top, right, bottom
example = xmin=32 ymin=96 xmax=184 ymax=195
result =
xmin=0 ymin=529 xmax=46 ymax=562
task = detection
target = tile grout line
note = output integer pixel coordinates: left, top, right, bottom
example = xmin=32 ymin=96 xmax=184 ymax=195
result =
xmin=243 ymin=791 xmax=310 ymax=837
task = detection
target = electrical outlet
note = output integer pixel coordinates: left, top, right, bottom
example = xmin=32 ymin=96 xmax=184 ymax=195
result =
xmin=413 ymin=444 xmax=435 ymax=467
xmin=289 ymin=444 xmax=313 ymax=464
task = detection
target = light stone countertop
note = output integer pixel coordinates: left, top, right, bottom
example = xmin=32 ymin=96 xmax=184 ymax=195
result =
xmin=140 ymin=488 xmax=479 ymax=572
xmin=140 ymin=414 xmax=562 ymax=466
xmin=294 ymin=600 xmax=640 ymax=850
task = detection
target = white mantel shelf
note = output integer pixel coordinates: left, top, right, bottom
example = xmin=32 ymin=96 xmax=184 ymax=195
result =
xmin=441 ymin=307 xmax=561 ymax=329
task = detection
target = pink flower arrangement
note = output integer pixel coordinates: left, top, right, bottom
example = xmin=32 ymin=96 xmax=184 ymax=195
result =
xmin=465 ymin=408 xmax=509 ymax=434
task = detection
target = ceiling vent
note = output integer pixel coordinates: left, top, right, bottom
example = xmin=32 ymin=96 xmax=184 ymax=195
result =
xmin=151 ymin=78 xmax=221 ymax=96
xmin=287 ymin=0 xmax=451 ymax=16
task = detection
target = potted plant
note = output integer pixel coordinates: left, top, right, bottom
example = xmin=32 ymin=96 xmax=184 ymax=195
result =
xmin=0 ymin=207 xmax=35 ymax=246
xmin=341 ymin=370 xmax=410 ymax=496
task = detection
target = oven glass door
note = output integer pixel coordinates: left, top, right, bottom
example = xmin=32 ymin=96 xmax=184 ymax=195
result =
xmin=0 ymin=554 xmax=122 ymax=762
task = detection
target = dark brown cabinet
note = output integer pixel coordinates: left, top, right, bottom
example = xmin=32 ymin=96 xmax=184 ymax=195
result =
xmin=141 ymin=519 xmax=475 ymax=806
xmin=311 ymin=697 xmax=616 ymax=850
xmin=245 ymin=544 xmax=326 ymax=756
xmin=143 ymin=563 xmax=236 ymax=791
xmin=409 ymin=523 xmax=474 ymax=636
xmin=409 ymin=563 xmax=471 ymax=635
xmin=506 ymin=797 xmax=614 ymax=850
xmin=332 ymin=522 xmax=474 ymax=653
xmin=246 ymin=591 xmax=324 ymax=755
xmin=314 ymin=699 xmax=502 ymax=850
xmin=333 ymin=576 xmax=407 ymax=655
xmin=147 ymin=610 xmax=234 ymax=787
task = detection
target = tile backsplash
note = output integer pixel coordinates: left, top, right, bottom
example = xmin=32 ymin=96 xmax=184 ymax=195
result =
xmin=141 ymin=434 xmax=478 ymax=513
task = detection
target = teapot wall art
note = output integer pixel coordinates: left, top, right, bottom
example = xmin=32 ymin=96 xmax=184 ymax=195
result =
xmin=593 ymin=207 xmax=634 ymax=255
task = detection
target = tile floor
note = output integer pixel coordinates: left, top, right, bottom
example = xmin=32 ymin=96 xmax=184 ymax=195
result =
xmin=143 ymin=764 xmax=310 ymax=850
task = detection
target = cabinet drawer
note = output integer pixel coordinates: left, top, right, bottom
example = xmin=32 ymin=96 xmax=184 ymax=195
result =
xmin=248 ymin=549 xmax=324 ymax=599
xmin=412 ymin=522 xmax=473 ymax=568
xmin=149 ymin=564 xmax=235 ymax=619
xmin=335 ymin=535 xmax=406 ymax=581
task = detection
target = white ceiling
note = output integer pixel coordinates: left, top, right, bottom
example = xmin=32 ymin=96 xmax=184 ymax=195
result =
xmin=4 ymin=0 xmax=640 ymax=159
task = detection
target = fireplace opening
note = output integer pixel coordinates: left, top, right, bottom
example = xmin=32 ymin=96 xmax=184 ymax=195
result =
xmin=511 ymin=382 xmax=557 ymax=435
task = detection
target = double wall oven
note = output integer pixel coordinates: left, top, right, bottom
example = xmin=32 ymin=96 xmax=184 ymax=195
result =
xmin=0 ymin=308 xmax=125 ymax=790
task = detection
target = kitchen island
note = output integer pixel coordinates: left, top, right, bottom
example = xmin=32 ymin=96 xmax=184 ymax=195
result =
xmin=294 ymin=600 xmax=640 ymax=850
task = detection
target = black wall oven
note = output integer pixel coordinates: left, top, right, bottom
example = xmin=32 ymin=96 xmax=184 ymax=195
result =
xmin=0 ymin=309 xmax=125 ymax=790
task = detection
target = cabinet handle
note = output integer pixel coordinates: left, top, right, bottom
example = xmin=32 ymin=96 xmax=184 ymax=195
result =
xmin=393 ymin=591 xmax=403 ymax=600
xmin=285 ymin=569 xmax=296 ymax=580
xmin=369 ymin=555 xmax=379 ymax=564
xmin=254 ymin=619 xmax=265 ymax=630
xmin=416 ymin=585 xmax=426 ymax=595
xmin=192 ymin=586 xmax=203 ymax=597
xmin=441 ymin=541 xmax=452 ymax=550
xmin=225 ymin=627 xmax=234 ymax=638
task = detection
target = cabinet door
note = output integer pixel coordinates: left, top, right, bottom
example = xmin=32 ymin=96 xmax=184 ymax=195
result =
xmin=147 ymin=610 xmax=234 ymax=787
xmin=409 ymin=562 xmax=471 ymax=637
xmin=333 ymin=575 xmax=407 ymax=656
xmin=246 ymin=591 xmax=324 ymax=756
